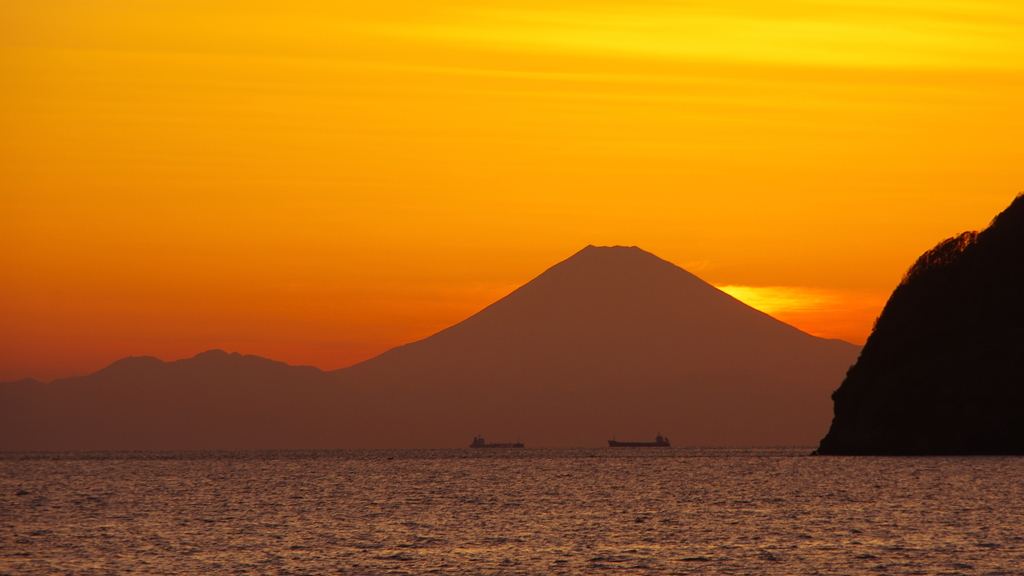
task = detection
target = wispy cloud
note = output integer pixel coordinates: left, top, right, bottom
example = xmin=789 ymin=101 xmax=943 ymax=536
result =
xmin=716 ymin=284 xmax=887 ymax=344
xmin=717 ymin=284 xmax=854 ymax=314
xmin=372 ymin=0 xmax=1024 ymax=69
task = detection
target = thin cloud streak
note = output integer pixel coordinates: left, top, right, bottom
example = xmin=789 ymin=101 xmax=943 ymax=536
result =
xmin=717 ymin=285 xmax=887 ymax=344
xmin=371 ymin=0 xmax=1024 ymax=70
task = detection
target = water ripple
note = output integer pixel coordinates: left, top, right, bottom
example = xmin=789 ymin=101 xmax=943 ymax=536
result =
xmin=2 ymin=448 xmax=1024 ymax=574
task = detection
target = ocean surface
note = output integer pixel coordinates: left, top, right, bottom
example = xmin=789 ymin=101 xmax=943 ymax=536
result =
xmin=3 ymin=448 xmax=1024 ymax=575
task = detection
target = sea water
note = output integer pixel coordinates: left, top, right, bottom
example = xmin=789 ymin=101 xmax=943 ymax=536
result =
xmin=2 ymin=448 xmax=1023 ymax=575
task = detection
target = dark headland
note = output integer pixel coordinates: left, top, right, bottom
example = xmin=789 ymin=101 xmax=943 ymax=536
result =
xmin=1 ymin=245 xmax=861 ymax=450
xmin=817 ymin=194 xmax=1024 ymax=455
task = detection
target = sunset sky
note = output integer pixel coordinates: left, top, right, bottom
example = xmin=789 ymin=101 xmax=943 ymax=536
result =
xmin=2 ymin=0 xmax=1022 ymax=382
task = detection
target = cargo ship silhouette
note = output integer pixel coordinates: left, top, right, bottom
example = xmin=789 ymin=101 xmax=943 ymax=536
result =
xmin=608 ymin=434 xmax=670 ymax=447
xmin=470 ymin=436 xmax=525 ymax=448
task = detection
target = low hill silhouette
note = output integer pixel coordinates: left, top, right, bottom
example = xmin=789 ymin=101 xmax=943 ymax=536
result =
xmin=0 ymin=351 xmax=339 ymax=450
xmin=1 ymin=246 xmax=861 ymax=450
xmin=817 ymin=194 xmax=1024 ymax=455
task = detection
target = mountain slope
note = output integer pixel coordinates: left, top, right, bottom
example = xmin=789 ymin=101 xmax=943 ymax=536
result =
xmin=332 ymin=246 xmax=861 ymax=447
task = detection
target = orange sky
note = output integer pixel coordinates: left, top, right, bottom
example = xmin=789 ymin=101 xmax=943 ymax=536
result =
xmin=2 ymin=0 xmax=1023 ymax=382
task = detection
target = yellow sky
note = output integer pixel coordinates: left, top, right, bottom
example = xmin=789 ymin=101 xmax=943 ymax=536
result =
xmin=2 ymin=0 xmax=1022 ymax=380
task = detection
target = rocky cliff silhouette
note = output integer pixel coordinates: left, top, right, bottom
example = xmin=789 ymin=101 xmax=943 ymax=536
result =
xmin=1 ymin=246 xmax=861 ymax=450
xmin=817 ymin=194 xmax=1024 ymax=455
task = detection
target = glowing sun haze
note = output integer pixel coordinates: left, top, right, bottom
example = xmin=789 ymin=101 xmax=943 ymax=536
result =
xmin=2 ymin=0 xmax=1022 ymax=381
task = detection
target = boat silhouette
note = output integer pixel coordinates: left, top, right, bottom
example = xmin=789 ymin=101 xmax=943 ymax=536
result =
xmin=608 ymin=433 xmax=670 ymax=447
xmin=470 ymin=436 xmax=524 ymax=448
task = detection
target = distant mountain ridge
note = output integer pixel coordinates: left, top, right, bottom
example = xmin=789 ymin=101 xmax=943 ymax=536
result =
xmin=1 ymin=350 xmax=338 ymax=450
xmin=1 ymin=246 xmax=861 ymax=450
xmin=1 ymin=377 xmax=44 ymax=386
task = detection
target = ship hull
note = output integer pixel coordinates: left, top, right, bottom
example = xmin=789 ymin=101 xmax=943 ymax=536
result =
xmin=470 ymin=443 xmax=524 ymax=448
xmin=607 ymin=440 xmax=670 ymax=447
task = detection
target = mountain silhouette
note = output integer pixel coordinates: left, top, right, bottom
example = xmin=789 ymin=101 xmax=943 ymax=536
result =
xmin=817 ymin=195 xmax=1024 ymax=455
xmin=334 ymin=246 xmax=860 ymax=448
xmin=0 ymin=351 xmax=338 ymax=450
xmin=1 ymin=246 xmax=861 ymax=450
